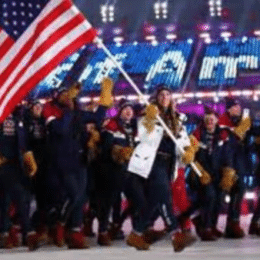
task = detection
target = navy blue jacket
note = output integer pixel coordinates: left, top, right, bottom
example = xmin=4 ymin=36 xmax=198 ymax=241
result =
xmin=193 ymin=124 xmax=234 ymax=183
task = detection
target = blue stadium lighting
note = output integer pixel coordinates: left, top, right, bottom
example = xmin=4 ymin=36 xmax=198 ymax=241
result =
xmin=39 ymin=41 xmax=193 ymax=94
xmin=151 ymin=40 xmax=158 ymax=46
xmin=34 ymin=37 xmax=260 ymax=95
xmin=198 ymin=37 xmax=260 ymax=87
xmin=113 ymin=27 xmax=123 ymax=35
xmin=154 ymin=1 xmax=168 ymax=20
xmin=205 ymin=38 xmax=212 ymax=44
xmin=166 ymin=24 xmax=176 ymax=32
xmin=187 ymin=38 xmax=194 ymax=44
xmin=242 ymin=36 xmax=248 ymax=43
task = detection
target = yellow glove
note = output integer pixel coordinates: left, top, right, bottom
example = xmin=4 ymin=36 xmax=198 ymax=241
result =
xmin=181 ymin=135 xmax=200 ymax=165
xmin=255 ymin=136 xmax=260 ymax=145
xmin=58 ymin=91 xmax=74 ymax=109
xmin=220 ymin=167 xmax=237 ymax=192
xmin=67 ymin=82 xmax=82 ymax=99
xmin=112 ymin=145 xmax=134 ymax=164
xmin=142 ymin=104 xmax=158 ymax=133
xmin=145 ymin=104 xmax=158 ymax=120
xmin=23 ymin=151 xmax=37 ymax=177
xmin=233 ymin=117 xmax=251 ymax=140
xmin=87 ymin=130 xmax=101 ymax=149
xmin=99 ymin=77 xmax=114 ymax=107
xmin=0 ymin=154 xmax=8 ymax=167
xmin=193 ymin=161 xmax=212 ymax=186
xmin=120 ymin=146 xmax=134 ymax=161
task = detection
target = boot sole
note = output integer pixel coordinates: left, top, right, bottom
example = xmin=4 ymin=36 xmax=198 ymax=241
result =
xmin=126 ymin=240 xmax=149 ymax=250
xmin=173 ymin=236 xmax=197 ymax=253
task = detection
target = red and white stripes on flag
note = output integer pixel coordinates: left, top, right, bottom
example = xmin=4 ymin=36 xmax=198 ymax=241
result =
xmin=0 ymin=0 xmax=96 ymax=122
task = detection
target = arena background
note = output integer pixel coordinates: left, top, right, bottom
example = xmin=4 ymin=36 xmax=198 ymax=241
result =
xmin=26 ymin=0 xmax=260 ymax=192
xmin=1 ymin=1 xmax=260 ymax=259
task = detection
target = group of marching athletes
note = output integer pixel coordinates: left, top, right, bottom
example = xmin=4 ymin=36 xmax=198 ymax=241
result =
xmin=1 ymin=78 xmax=260 ymax=252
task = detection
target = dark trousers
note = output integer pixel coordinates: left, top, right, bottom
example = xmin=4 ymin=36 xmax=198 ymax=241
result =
xmin=31 ymin=160 xmax=49 ymax=230
xmin=198 ymin=184 xmax=222 ymax=229
xmin=94 ymin=162 xmax=127 ymax=233
xmin=125 ymin=155 xmax=178 ymax=233
xmin=46 ymin=161 xmax=87 ymax=229
xmin=0 ymin=164 xmax=31 ymax=237
xmin=227 ymin=178 xmax=245 ymax=222
xmin=186 ymin=174 xmax=224 ymax=229
xmin=252 ymin=194 xmax=260 ymax=223
xmin=227 ymin=145 xmax=246 ymax=222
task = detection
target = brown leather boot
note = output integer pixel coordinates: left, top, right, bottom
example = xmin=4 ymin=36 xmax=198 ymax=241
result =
xmin=67 ymin=231 xmax=90 ymax=249
xmin=211 ymin=227 xmax=223 ymax=238
xmin=192 ymin=215 xmax=203 ymax=237
xmin=51 ymin=222 xmax=66 ymax=247
xmin=83 ymin=217 xmax=95 ymax=237
xmin=108 ymin=223 xmax=125 ymax=240
xmin=172 ymin=231 xmax=197 ymax=252
xmin=97 ymin=232 xmax=112 ymax=246
xmin=249 ymin=221 xmax=260 ymax=236
xmin=143 ymin=229 xmax=166 ymax=244
xmin=199 ymin=229 xmax=218 ymax=241
xmin=27 ymin=231 xmax=48 ymax=251
xmin=225 ymin=221 xmax=245 ymax=239
xmin=0 ymin=233 xmax=8 ymax=249
xmin=126 ymin=232 xmax=150 ymax=250
xmin=4 ymin=226 xmax=22 ymax=249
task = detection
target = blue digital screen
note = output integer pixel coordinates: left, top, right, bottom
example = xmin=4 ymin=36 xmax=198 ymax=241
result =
xmin=198 ymin=38 xmax=260 ymax=87
xmin=79 ymin=41 xmax=194 ymax=92
xmin=30 ymin=49 xmax=83 ymax=98
xmin=33 ymin=41 xmax=194 ymax=97
xmin=32 ymin=37 xmax=260 ymax=98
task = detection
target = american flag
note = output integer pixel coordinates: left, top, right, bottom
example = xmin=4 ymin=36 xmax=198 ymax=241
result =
xmin=0 ymin=0 xmax=96 ymax=122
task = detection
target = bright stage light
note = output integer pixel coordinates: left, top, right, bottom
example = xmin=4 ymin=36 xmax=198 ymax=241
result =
xmin=254 ymin=30 xmax=260 ymax=36
xmin=161 ymin=2 xmax=168 ymax=9
xmin=151 ymin=40 xmax=158 ymax=46
xmin=145 ymin=35 xmax=156 ymax=41
xmin=113 ymin=27 xmax=123 ymax=35
xmin=100 ymin=4 xmax=115 ymax=23
xmin=208 ymin=0 xmax=222 ymax=17
xmin=187 ymin=38 xmax=193 ymax=44
xmin=205 ymin=38 xmax=212 ymax=44
xmin=154 ymin=2 xmax=160 ymax=10
xmin=162 ymin=14 xmax=168 ymax=19
xmin=166 ymin=33 xmax=177 ymax=40
xmin=221 ymin=31 xmax=232 ymax=38
xmin=100 ymin=5 xmax=107 ymax=13
xmin=166 ymin=25 xmax=176 ymax=32
xmin=245 ymin=192 xmax=256 ymax=200
xmin=154 ymin=1 xmax=169 ymax=20
xmin=199 ymin=32 xmax=210 ymax=38
xmin=113 ymin=36 xmax=124 ymax=43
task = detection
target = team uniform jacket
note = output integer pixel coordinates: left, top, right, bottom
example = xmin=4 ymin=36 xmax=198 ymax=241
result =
xmin=218 ymin=112 xmax=251 ymax=177
xmin=192 ymin=124 xmax=233 ymax=183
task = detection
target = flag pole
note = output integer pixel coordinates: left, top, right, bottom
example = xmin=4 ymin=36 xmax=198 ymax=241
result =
xmin=94 ymin=37 xmax=202 ymax=177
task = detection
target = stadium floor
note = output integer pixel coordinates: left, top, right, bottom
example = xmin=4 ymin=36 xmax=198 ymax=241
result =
xmin=1 ymin=214 xmax=260 ymax=260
